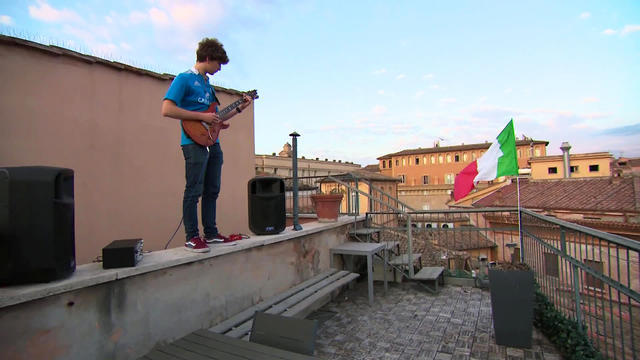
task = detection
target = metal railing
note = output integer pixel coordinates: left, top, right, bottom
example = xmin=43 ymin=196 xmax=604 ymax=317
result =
xmin=366 ymin=207 xmax=639 ymax=359
xmin=284 ymin=173 xmax=638 ymax=358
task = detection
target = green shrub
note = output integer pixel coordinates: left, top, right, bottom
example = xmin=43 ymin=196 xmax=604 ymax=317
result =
xmin=533 ymin=289 xmax=603 ymax=360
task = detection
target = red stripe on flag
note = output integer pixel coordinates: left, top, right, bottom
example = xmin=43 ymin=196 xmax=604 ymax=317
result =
xmin=454 ymin=160 xmax=479 ymax=201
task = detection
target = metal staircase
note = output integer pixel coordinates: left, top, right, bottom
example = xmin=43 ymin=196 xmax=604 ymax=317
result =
xmin=322 ymin=173 xmax=423 ymax=280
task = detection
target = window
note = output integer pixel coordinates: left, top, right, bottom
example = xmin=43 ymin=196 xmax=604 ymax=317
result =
xmin=422 ymin=175 xmax=429 ymax=185
xmin=472 ymin=152 xmax=476 ymax=160
xmin=548 ymin=167 xmax=558 ymax=174
xmin=570 ymin=165 xmax=579 ymax=173
xmin=544 ymin=253 xmax=559 ymax=277
xmin=518 ymin=149 xmax=521 ymax=158
xmin=535 ymin=148 xmax=541 ymax=157
xmin=584 ymin=259 xmax=604 ymax=290
xmin=423 ymin=156 xmax=427 ymax=164
xmin=431 ymin=155 xmax=435 ymax=164
xmin=589 ymin=164 xmax=599 ymax=172
xmin=402 ymin=158 xmax=406 ymax=166
xmin=382 ymin=161 xmax=386 ymax=169
xmin=446 ymin=154 xmax=451 ymax=163
xmin=389 ymin=160 xmax=392 ymax=168
xmin=399 ymin=175 xmax=406 ymax=183
xmin=395 ymin=159 xmax=399 ymax=166
xmin=444 ymin=173 xmax=455 ymax=184
xmin=454 ymin=154 xmax=460 ymax=162
xmin=415 ymin=157 xmax=419 ymax=165
xmin=438 ymin=155 xmax=444 ymax=164
xmin=463 ymin=153 xmax=468 ymax=161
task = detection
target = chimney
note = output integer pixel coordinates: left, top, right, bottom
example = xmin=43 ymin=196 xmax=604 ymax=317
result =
xmin=560 ymin=141 xmax=571 ymax=178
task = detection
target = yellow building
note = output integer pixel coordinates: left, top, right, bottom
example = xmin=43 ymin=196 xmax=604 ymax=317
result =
xmin=255 ymin=143 xmax=361 ymax=177
xmin=529 ymin=152 xmax=612 ymax=179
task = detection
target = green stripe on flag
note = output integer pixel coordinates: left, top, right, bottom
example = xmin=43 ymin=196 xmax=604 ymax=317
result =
xmin=496 ymin=119 xmax=519 ymax=177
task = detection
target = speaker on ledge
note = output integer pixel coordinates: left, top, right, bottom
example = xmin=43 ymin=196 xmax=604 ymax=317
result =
xmin=0 ymin=166 xmax=76 ymax=285
xmin=248 ymin=177 xmax=285 ymax=235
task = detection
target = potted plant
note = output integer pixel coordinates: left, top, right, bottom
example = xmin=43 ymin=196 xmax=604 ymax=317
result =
xmin=488 ymin=261 xmax=535 ymax=348
xmin=310 ymin=187 xmax=343 ymax=222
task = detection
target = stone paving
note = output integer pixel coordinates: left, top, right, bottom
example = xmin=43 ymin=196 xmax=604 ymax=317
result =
xmin=311 ymin=280 xmax=562 ymax=360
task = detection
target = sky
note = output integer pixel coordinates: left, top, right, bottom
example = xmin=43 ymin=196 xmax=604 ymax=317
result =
xmin=1 ymin=1 xmax=639 ymax=166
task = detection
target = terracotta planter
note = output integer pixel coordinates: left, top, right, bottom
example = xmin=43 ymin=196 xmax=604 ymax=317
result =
xmin=310 ymin=194 xmax=343 ymax=222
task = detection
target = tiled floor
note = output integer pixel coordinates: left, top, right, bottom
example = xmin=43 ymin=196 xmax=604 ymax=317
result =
xmin=312 ymin=280 xmax=562 ymax=360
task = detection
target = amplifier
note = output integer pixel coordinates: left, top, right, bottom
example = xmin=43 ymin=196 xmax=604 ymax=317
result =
xmin=102 ymin=238 xmax=143 ymax=269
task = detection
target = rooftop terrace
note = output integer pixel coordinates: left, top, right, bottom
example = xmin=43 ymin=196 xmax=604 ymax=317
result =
xmin=314 ymin=280 xmax=561 ymax=360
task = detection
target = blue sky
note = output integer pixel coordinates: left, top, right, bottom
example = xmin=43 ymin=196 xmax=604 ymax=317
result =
xmin=1 ymin=1 xmax=639 ymax=166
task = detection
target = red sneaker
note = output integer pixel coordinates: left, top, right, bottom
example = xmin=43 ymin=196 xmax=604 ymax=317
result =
xmin=204 ymin=234 xmax=237 ymax=246
xmin=185 ymin=236 xmax=210 ymax=253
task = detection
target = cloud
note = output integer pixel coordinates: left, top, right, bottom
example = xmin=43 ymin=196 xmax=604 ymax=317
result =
xmin=373 ymin=68 xmax=387 ymax=75
xmin=600 ymin=123 xmax=640 ymax=136
xmin=583 ymin=97 xmax=599 ymax=103
xmin=440 ymin=98 xmax=457 ymax=104
xmin=149 ymin=7 xmax=170 ymax=26
xmin=602 ymin=25 xmax=640 ymax=36
xmin=414 ymin=90 xmax=425 ymax=98
xmin=28 ymin=1 xmax=82 ymax=23
xmin=423 ymin=73 xmax=434 ymax=79
xmin=622 ymin=25 xmax=640 ymax=35
xmin=372 ymin=105 xmax=387 ymax=115
xmin=396 ymin=74 xmax=406 ymax=80
xmin=579 ymin=12 xmax=591 ymax=19
xmin=0 ymin=15 xmax=12 ymax=25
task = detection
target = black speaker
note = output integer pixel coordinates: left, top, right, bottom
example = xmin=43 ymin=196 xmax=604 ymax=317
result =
xmin=248 ymin=177 xmax=285 ymax=235
xmin=0 ymin=166 xmax=76 ymax=285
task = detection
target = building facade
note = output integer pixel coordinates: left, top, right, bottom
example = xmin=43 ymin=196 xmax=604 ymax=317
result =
xmin=377 ymin=138 xmax=548 ymax=186
xmin=529 ymin=152 xmax=612 ymax=179
xmin=377 ymin=138 xmax=548 ymax=210
xmin=255 ymin=143 xmax=361 ymax=177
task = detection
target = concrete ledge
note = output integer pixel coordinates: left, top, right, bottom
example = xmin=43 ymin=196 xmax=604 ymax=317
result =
xmin=0 ymin=216 xmax=362 ymax=360
xmin=0 ymin=215 xmax=361 ymax=309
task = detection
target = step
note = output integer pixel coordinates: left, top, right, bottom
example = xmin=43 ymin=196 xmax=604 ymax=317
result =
xmin=349 ymin=228 xmax=381 ymax=236
xmin=414 ymin=266 xmax=445 ymax=281
xmin=389 ymin=253 xmax=422 ymax=266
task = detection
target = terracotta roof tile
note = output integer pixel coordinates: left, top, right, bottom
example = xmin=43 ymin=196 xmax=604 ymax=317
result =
xmin=474 ymin=177 xmax=640 ymax=213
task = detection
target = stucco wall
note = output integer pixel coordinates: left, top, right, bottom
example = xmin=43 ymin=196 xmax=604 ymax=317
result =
xmin=0 ymin=37 xmax=255 ymax=264
xmin=0 ymin=220 xmax=355 ymax=360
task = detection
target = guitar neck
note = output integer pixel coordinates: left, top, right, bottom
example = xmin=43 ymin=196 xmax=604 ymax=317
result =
xmin=218 ymin=98 xmax=245 ymax=117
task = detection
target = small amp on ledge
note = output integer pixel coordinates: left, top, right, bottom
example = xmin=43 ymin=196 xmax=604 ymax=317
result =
xmin=102 ymin=238 xmax=143 ymax=269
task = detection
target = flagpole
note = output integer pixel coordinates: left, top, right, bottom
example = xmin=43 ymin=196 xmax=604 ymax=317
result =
xmin=517 ymin=176 xmax=523 ymax=263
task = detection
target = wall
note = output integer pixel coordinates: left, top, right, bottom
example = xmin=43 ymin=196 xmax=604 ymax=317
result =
xmin=0 ymin=36 xmax=255 ymax=264
xmin=0 ymin=219 xmax=357 ymax=360
xmin=378 ymin=141 xmax=547 ymax=186
xmin=530 ymin=153 xmax=612 ymax=179
xmin=255 ymin=154 xmax=361 ymax=177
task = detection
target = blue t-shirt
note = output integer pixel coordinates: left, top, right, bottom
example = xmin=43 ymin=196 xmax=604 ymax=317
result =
xmin=164 ymin=68 xmax=219 ymax=145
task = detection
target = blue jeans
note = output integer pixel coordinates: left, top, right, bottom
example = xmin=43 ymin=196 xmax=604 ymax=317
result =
xmin=181 ymin=143 xmax=223 ymax=241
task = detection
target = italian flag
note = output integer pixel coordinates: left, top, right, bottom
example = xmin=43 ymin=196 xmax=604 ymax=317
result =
xmin=453 ymin=119 xmax=519 ymax=201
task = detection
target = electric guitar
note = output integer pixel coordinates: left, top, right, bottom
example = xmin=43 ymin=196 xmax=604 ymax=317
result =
xmin=181 ymin=89 xmax=258 ymax=146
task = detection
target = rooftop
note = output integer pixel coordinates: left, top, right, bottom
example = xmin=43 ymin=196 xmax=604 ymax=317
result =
xmin=314 ymin=280 xmax=561 ymax=359
xmin=473 ymin=176 xmax=640 ymax=213
xmin=377 ymin=139 xmax=549 ymax=159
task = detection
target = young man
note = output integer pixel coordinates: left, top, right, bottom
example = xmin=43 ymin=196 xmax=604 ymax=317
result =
xmin=161 ymin=38 xmax=252 ymax=252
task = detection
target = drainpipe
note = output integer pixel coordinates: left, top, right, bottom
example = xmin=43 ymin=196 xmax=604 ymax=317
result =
xmin=560 ymin=141 xmax=571 ymax=178
xmin=290 ymin=131 xmax=302 ymax=231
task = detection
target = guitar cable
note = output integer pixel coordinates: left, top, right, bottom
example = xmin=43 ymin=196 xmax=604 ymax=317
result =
xmin=165 ymin=217 xmax=184 ymax=249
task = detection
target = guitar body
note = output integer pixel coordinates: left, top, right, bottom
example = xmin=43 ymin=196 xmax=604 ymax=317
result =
xmin=181 ymin=89 xmax=258 ymax=147
xmin=181 ymin=102 xmax=222 ymax=147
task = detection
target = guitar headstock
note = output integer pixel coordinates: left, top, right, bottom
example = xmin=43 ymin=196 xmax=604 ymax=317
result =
xmin=245 ymin=89 xmax=259 ymax=100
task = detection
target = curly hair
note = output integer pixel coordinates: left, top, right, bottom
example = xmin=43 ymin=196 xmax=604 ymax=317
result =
xmin=196 ymin=38 xmax=229 ymax=64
